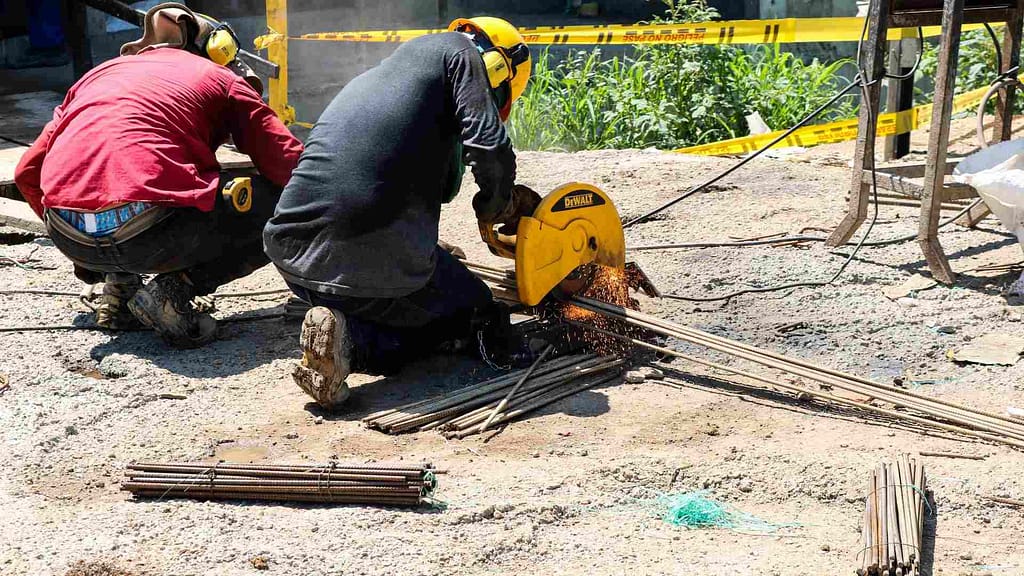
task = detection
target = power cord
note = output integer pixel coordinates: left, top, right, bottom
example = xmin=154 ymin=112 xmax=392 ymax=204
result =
xmin=659 ymin=72 xmax=885 ymax=303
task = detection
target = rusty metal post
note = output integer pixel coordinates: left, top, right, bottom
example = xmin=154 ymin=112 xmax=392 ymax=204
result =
xmin=918 ymin=0 xmax=965 ymax=284
xmin=995 ymin=0 xmax=1024 ymax=142
xmin=827 ymin=0 xmax=890 ymax=247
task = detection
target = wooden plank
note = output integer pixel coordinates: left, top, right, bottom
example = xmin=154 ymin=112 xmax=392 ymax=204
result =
xmin=889 ymin=6 xmax=1014 ymax=26
xmin=215 ymin=147 xmax=257 ymax=171
xmin=0 ymin=197 xmax=44 ymax=234
xmin=1 ymin=145 xmax=254 ymax=187
xmin=873 ymin=159 xmax=960 ymax=178
xmin=860 ymin=170 xmax=979 ymax=200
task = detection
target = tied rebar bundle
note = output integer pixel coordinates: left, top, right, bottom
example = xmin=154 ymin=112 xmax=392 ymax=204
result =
xmin=362 ymin=353 xmax=625 ymax=438
xmin=121 ymin=462 xmax=438 ymax=506
xmin=857 ymin=456 xmax=928 ymax=576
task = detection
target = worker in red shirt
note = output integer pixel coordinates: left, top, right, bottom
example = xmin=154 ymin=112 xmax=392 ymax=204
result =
xmin=14 ymin=3 xmax=303 ymax=348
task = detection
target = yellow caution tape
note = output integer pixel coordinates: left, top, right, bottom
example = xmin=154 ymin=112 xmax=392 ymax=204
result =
xmin=264 ymin=17 xmax=987 ymax=46
xmin=675 ymin=82 xmax=1001 ymax=156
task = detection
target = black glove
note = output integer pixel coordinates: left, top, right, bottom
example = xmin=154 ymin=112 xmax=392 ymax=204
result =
xmin=495 ymin=184 xmax=542 ymax=235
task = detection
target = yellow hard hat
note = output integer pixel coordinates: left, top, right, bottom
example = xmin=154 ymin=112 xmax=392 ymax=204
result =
xmin=449 ymin=17 xmax=531 ymax=121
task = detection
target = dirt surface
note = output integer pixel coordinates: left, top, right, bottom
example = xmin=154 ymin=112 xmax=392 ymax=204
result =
xmin=3 ymin=139 xmax=1024 ymax=575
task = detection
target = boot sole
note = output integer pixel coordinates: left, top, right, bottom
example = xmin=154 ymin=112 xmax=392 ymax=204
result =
xmin=295 ymin=307 xmax=351 ymax=409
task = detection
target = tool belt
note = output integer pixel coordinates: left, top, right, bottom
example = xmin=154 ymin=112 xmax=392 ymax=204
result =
xmin=46 ymin=202 xmax=173 ymax=246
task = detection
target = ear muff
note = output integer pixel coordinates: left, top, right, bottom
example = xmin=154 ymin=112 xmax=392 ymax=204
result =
xmin=205 ymin=26 xmax=239 ymax=66
xmin=193 ymin=13 xmax=241 ymax=67
xmin=481 ymin=49 xmax=511 ymax=90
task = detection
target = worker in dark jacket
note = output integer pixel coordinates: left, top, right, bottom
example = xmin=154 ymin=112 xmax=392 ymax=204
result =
xmin=14 ymin=3 xmax=303 ymax=348
xmin=264 ymin=17 xmax=536 ymax=410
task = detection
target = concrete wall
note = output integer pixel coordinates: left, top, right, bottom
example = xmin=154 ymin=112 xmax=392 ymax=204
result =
xmin=760 ymin=0 xmax=858 ymax=18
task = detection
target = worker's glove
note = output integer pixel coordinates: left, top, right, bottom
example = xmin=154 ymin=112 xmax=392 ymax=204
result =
xmin=495 ymin=185 xmax=542 ymax=235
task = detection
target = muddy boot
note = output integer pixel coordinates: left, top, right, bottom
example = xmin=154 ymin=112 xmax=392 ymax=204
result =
xmin=127 ymin=272 xmax=217 ymax=348
xmin=95 ymin=273 xmax=143 ymax=330
xmin=293 ymin=306 xmax=352 ymax=410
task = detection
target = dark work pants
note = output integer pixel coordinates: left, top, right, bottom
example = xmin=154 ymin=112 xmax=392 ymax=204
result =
xmin=48 ymin=173 xmax=280 ymax=296
xmin=287 ymin=247 xmax=500 ymax=373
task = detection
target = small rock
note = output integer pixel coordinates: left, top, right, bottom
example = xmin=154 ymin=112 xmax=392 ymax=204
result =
xmin=64 ymin=425 xmax=78 ymax=437
xmin=529 ymin=451 xmax=540 ymax=458
xmin=896 ymin=298 xmax=919 ymax=308
xmin=250 ymin=556 xmax=269 ymax=570
xmin=158 ymin=393 xmax=187 ymax=400
xmin=624 ymin=370 xmax=646 ymax=384
xmin=314 ymin=416 xmax=324 ymax=425
xmin=284 ymin=432 xmax=299 ymax=440
xmin=642 ymin=367 xmax=665 ymax=380
xmin=479 ymin=505 xmax=495 ymax=519
xmin=98 ymin=354 xmax=131 ymax=379
xmin=959 ymin=553 xmax=972 ymax=561
xmin=820 ymin=543 xmax=831 ymax=552
xmin=737 ymin=479 xmax=753 ymax=493
xmin=936 ymin=325 xmax=957 ymax=334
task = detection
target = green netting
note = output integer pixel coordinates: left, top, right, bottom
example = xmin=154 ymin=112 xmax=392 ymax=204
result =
xmin=658 ymin=491 xmax=796 ymax=532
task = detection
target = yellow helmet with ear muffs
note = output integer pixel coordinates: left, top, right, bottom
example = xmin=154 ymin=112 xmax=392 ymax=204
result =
xmin=194 ymin=13 xmax=240 ymax=66
xmin=448 ymin=17 xmax=531 ymax=121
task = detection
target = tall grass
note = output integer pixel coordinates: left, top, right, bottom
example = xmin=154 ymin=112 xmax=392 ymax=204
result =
xmin=508 ymin=0 xmax=858 ymax=151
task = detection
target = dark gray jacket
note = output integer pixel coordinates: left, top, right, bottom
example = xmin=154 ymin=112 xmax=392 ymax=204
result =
xmin=263 ymin=32 xmax=514 ymax=298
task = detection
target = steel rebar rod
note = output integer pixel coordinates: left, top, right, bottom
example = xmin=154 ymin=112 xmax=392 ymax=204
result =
xmin=569 ymin=296 xmax=1024 ymax=444
xmin=447 ymin=373 xmax=620 ymax=439
xmin=481 ymin=344 xmax=555 ymax=433
xmin=569 ymin=320 xmax=1024 ymax=449
xmin=398 ymin=358 xmax=624 ymax=432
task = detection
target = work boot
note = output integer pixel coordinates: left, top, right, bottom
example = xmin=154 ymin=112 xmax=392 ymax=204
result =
xmin=127 ymin=272 xmax=217 ymax=349
xmin=293 ymin=306 xmax=352 ymax=411
xmin=95 ymin=273 xmax=143 ymax=330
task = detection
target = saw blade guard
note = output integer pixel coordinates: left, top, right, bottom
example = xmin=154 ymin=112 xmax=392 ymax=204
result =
xmin=515 ymin=183 xmax=626 ymax=306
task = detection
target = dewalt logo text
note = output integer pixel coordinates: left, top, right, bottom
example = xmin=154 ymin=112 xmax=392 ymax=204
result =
xmin=564 ymin=193 xmax=594 ymax=209
xmin=551 ymin=189 xmax=606 ymax=212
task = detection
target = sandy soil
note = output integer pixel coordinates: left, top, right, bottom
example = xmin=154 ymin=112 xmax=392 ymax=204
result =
xmin=2 ymin=137 xmax=1024 ymax=575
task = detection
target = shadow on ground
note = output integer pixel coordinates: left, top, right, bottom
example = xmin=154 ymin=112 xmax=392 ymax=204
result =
xmin=88 ymin=307 xmax=300 ymax=378
xmin=303 ymin=352 xmax=613 ymax=428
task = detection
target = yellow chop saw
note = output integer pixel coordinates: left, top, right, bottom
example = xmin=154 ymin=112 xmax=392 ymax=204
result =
xmin=479 ymin=183 xmax=656 ymax=307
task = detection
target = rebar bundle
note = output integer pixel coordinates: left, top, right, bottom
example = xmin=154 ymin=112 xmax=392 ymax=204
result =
xmin=121 ymin=462 xmax=437 ymax=506
xmin=566 ymin=295 xmax=1024 ymax=449
xmin=362 ymin=353 xmax=624 ymax=437
xmin=858 ymin=456 xmax=927 ymax=576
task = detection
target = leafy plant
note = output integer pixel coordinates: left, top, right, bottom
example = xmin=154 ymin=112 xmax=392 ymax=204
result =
xmin=508 ymin=0 xmax=857 ymax=151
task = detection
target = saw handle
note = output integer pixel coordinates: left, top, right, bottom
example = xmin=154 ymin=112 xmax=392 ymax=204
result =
xmin=478 ymin=221 xmax=517 ymax=260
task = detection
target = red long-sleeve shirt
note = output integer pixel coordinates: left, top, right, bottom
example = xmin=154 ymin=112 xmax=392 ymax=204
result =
xmin=14 ymin=47 xmax=303 ymax=218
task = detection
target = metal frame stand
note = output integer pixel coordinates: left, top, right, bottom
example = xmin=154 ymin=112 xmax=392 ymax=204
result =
xmin=827 ymin=0 xmax=1024 ymax=284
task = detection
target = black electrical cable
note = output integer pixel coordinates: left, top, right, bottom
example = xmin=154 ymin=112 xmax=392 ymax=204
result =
xmin=628 ymin=198 xmax=985 ymax=252
xmin=984 ymin=23 xmax=1003 ymax=76
xmin=658 ymin=72 xmax=885 ymax=303
xmin=622 ymin=77 xmax=863 ymax=229
xmin=884 ymin=27 xmax=924 ymax=80
xmin=624 ymin=14 xmax=880 ymax=231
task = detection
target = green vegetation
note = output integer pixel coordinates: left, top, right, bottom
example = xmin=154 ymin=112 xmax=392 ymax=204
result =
xmin=508 ymin=0 xmax=857 ymax=151
xmin=918 ymin=27 xmax=1021 ymax=113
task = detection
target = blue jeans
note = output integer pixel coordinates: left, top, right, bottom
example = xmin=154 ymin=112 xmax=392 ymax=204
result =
xmin=287 ymin=248 xmax=502 ymax=373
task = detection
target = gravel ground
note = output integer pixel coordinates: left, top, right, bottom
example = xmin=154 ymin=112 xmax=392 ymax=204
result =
xmin=2 ymin=141 xmax=1024 ymax=575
